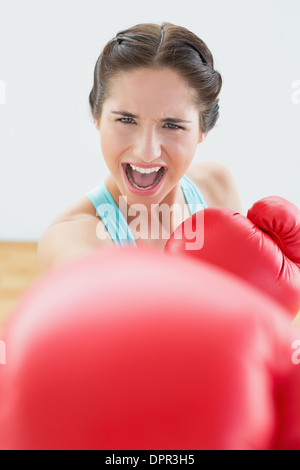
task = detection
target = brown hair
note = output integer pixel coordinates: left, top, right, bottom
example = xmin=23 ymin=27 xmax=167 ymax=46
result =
xmin=89 ymin=22 xmax=222 ymax=133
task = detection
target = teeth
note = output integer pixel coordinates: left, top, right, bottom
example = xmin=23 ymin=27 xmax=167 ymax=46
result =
xmin=125 ymin=164 xmax=165 ymax=190
xmin=130 ymin=164 xmax=162 ymax=174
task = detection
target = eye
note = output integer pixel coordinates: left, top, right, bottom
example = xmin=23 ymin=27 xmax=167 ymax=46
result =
xmin=164 ymin=123 xmax=184 ymax=130
xmin=118 ymin=117 xmax=136 ymax=125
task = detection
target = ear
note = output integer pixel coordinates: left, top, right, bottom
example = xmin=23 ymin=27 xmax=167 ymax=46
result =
xmin=92 ymin=114 xmax=101 ymax=130
xmin=199 ymin=131 xmax=208 ymax=143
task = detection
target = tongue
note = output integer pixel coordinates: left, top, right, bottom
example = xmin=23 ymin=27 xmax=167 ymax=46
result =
xmin=131 ymin=168 xmax=159 ymax=188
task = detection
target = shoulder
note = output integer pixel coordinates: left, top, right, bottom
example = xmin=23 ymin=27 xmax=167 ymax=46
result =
xmin=38 ymin=196 xmax=113 ymax=272
xmin=186 ymin=161 xmax=243 ymax=213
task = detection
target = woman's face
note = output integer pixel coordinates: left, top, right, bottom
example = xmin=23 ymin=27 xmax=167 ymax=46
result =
xmin=96 ymin=67 xmax=205 ymax=206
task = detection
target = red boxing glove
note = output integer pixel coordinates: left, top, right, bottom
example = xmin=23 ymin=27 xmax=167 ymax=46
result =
xmin=0 ymin=246 xmax=300 ymax=450
xmin=165 ymin=196 xmax=300 ymax=316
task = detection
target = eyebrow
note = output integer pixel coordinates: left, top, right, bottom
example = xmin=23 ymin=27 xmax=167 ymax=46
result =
xmin=111 ymin=110 xmax=192 ymax=123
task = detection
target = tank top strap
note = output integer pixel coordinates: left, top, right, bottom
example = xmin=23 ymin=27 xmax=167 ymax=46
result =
xmin=86 ymin=182 xmax=136 ymax=247
xmin=180 ymin=174 xmax=207 ymax=215
xmin=86 ymin=175 xmax=207 ymax=247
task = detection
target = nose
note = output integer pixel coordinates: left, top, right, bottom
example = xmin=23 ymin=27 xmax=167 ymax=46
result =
xmin=132 ymin=125 xmax=162 ymax=163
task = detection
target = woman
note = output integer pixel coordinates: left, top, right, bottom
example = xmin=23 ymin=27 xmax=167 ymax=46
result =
xmin=38 ymin=22 xmax=242 ymax=271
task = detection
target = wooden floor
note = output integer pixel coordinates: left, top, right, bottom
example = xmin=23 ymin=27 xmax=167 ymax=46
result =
xmin=0 ymin=242 xmax=42 ymax=334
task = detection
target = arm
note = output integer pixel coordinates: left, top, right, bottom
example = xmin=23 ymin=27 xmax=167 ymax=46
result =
xmin=38 ymin=217 xmax=95 ymax=272
xmin=38 ymin=215 xmax=112 ymax=272
xmin=187 ymin=162 xmax=244 ymax=214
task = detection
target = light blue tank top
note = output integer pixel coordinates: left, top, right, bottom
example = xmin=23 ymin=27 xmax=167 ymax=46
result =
xmin=86 ymin=174 xmax=207 ymax=247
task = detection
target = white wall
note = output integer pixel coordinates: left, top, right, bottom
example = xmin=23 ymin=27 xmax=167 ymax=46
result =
xmin=0 ymin=0 xmax=299 ymax=241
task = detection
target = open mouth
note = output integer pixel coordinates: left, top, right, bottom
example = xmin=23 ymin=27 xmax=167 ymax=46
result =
xmin=122 ymin=163 xmax=167 ymax=191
